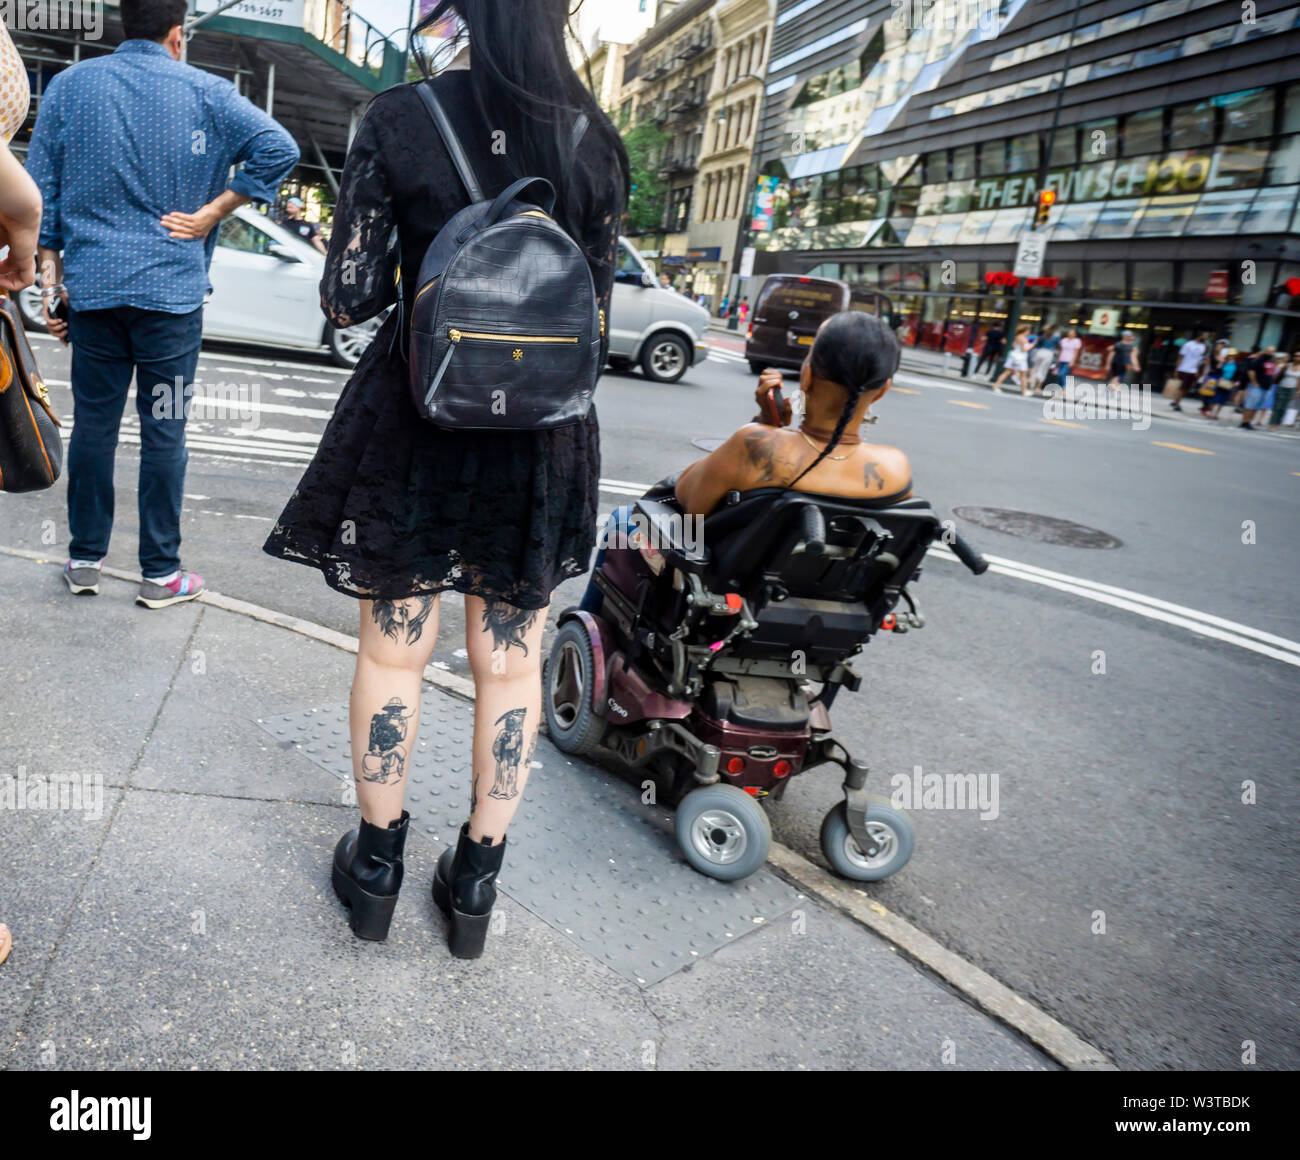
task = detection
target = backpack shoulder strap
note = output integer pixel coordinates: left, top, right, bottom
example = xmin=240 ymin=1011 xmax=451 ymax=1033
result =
xmin=416 ymin=81 xmax=485 ymax=203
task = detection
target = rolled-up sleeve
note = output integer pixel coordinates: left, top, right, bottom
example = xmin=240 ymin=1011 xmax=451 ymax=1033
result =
xmin=217 ymin=86 xmax=299 ymax=204
xmin=25 ymin=79 xmax=64 ymax=250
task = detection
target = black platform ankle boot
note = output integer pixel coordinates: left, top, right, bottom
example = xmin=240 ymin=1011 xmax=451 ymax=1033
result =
xmin=431 ymin=823 xmax=507 ymax=959
xmin=332 ymin=811 xmax=409 ymax=941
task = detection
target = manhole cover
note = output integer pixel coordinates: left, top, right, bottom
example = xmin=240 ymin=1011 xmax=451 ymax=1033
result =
xmin=692 ymin=436 xmax=725 ymax=452
xmin=953 ymin=507 xmax=1122 ymax=549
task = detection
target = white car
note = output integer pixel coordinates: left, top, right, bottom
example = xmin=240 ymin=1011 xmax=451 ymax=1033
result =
xmin=608 ymin=237 xmax=710 ymax=383
xmin=19 ymin=205 xmax=384 ymax=368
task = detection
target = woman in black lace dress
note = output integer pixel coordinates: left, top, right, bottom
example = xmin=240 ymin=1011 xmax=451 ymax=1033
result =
xmin=263 ymin=0 xmax=628 ymax=956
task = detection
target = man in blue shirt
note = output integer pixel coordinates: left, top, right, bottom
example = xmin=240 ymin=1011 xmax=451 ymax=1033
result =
xmin=27 ymin=0 xmax=298 ymax=608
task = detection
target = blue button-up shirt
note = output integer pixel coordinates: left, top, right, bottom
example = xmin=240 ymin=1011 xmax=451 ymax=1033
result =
xmin=26 ymin=40 xmax=299 ymax=313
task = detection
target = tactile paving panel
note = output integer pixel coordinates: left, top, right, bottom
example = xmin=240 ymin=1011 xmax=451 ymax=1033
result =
xmin=257 ymin=690 xmax=800 ymax=986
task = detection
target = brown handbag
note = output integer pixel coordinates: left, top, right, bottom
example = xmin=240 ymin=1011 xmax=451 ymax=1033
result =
xmin=0 ymin=294 xmax=62 ymax=492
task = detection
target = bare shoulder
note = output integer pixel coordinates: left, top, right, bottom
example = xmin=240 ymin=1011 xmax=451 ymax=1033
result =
xmin=861 ymin=441 xmax=912 ymax=495
xmin=728 ymin=423 xmax=804 ymax=487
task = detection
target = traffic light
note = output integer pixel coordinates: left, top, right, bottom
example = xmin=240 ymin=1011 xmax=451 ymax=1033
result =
xmin=1034 ymin=189 xmax=1057 ymax=228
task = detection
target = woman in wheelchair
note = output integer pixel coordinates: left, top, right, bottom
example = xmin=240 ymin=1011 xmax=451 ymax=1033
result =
xmin=677 ymin=310 xmax=911 ymax=515
xmin=581 ymin=310 xmax=909 ymax=610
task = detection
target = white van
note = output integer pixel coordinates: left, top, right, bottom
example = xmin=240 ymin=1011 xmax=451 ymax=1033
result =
xmin=607 ymin=237 xmax=710 ymax=383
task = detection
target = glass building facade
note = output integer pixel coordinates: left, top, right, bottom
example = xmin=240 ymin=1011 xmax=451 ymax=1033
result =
xmin=749 ymin=0 xmax=1300 ymax=372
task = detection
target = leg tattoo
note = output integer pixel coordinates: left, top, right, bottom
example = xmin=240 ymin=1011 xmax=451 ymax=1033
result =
xmin=481 ymin=601 xmax=538 ymax=657
xmin=372 ymin=595 xmax=436 ymax=645
xmin=359 ymin=697 xmax=416 ymax=784
xmin=487 ymin=708 xmax=526 ymax=800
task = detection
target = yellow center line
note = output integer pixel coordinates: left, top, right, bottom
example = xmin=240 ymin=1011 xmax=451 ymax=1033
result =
xmin=948 ymin=400 xmax=990 ymax=410
xmin=1040 ymin=418 xmax=1087 ymax=429
xmin=892 ymin=386 xmax=921 ymax=395
xmin=1151 ymin=441 xmax=1214 ymax=455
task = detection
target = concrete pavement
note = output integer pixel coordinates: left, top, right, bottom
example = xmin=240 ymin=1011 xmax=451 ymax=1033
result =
xmin=0 ymin=550 xmax=1064 ymax=1071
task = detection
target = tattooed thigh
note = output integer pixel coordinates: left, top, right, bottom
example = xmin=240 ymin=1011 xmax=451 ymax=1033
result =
xmin=481 ymin=600 xmax=539 ymax=657
xmin=372 ymin=595 xmax=437 ymax=645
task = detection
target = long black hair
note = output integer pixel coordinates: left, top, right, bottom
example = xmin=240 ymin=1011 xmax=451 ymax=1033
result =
xmin=412 ymin=0 xmax=631 ymax=259
xmin=787 ymin=311 xmax=900 ymax=487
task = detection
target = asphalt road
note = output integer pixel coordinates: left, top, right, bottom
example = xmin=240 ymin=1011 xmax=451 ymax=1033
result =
xmin=4 ymin=326 xmax=1297 ymax=1071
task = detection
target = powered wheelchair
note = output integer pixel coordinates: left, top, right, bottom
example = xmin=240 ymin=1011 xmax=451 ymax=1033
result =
xmin=543 ymin=480 xmax=988 ymax=882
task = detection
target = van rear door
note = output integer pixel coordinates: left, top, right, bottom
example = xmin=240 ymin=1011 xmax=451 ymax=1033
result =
xmin=753 ymin=278 xmax=848 ymax=355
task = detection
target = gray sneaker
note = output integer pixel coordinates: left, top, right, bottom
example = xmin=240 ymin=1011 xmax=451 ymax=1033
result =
xmin=136 ymin=570 xmax=205 ymax=609
xmin=64 ymin=561 xmax=101 ymax=596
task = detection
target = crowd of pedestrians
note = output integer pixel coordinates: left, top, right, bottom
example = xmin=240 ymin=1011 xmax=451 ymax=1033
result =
xmin=1168 ymin=337 xmax=1298 ymax=431
xmin=957 ymin=321 xmax=1297 ymax=431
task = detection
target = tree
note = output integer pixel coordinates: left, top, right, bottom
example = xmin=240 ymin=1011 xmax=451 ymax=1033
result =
xmin=620 ymin=117 xmax=671 ymax=236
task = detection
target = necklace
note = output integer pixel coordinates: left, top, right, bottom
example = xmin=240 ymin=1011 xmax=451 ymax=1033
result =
xmin=798 ymin=430 xmax=854 ymax=460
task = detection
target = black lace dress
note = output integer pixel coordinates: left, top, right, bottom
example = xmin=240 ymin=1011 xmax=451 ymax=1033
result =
xmin=262 ymin=73 xmax=624 ymax=609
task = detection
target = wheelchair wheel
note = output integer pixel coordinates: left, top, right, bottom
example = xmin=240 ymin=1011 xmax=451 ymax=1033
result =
xmin=543 ymin=620 xmax=606 ymax=757
xmin=675 ymin=784 xmax=771 ymax=882
xmin=819 ymin=800 xmax=915 ymax=882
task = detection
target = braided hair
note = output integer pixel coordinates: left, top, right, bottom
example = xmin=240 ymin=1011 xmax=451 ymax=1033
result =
xmin=786 ymin=311 xmax=901 ymax=488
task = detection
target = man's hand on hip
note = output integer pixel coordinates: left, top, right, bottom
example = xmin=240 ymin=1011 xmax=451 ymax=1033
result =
xmin=162 ymin=191 xmax=251 ymax=241
xmin=161 ymin=204 xmax=223 ymax=240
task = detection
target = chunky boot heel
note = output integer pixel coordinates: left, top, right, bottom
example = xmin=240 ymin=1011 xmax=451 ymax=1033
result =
xmin=432 ymin=823 xmax=506 ymax=960
xmin=332 ymin=811 xmax=409 ymax=941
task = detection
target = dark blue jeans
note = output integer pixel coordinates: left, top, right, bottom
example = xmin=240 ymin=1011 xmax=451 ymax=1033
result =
xmin=67 ymin=306 xmax=203 ymax=577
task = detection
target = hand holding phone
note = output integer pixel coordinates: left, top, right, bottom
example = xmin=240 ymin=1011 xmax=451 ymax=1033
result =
xmin=755 ymin=367 xmax=789 ymax=426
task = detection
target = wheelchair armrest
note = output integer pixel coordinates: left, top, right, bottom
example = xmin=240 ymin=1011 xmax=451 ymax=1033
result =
xmin=633 ymin=498 xmax=710 ymax=574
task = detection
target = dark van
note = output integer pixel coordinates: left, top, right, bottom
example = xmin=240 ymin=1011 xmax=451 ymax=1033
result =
xmin=744 ymin=275 xmax=893 ymax=374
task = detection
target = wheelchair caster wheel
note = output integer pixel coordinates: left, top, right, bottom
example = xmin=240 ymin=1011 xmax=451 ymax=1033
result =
xmin=675 ymin=784 xmax=771 ymax=882
xmin=819 ymin=800 xmax=915 ymax=882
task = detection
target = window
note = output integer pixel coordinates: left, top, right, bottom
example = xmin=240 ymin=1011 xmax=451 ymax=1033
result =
xmin=1170 ymin=101 xmax=1214 ymax=149
xmin=951 ymin=145 xmax=976 ymax=180
xmin=1218 ymin=88 xmax=1274 ymax=142
xmin=1079 ymin=117 xmax=1117 ymax=161
xmin=1208 ymin=141 xmax=1269 ymax=190
xmin=923 ymin=152 xmax=948 ymax=183
xmin=1284 ymin=84 xmax=1300 ymax=134
xmin=1129 ymin=263 xmax=1173 ymax=300
xmin=980 ymin=139 xmax=1006 ymax=176
xmin=1190 ymin=190 xmax=1254 ymax=235
xmin=1134 ymin=197 xmax=1196 ymax=237
xmin=218 ymin=216 xmax=276 ymax=255
xmin=1048 ymin=261 xmax=1083 ymax=297
xmin=1269 ymin=135 xmax=1300 ymax=185
xmin=1048 ymin=127 xmax=1076 ymax=167
xmin=1090 ymin=200 xmax=1142 ymax=241
xmin=1122 ymin=110 xmax=1163 ymax=156
xmin=616 ymin=242 xmax=646 ymax=281
xmin=1177 ymin=261 xmax=1226 ymax=302
xmin=1007 ymin=135 xmax=1039 ymax=174
xmin=1240 ymin=188 xmax=1296 ymax=234
xmin=1087 ymin=262 xmax=1126 ymax=298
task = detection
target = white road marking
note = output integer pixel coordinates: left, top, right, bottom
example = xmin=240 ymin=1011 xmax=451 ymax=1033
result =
xmin=928 ymin=546 xmax=1300 ymax=668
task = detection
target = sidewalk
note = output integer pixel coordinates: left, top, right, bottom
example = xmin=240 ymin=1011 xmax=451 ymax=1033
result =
xmin=0 ymin=549 xmax=1076 ymax=1071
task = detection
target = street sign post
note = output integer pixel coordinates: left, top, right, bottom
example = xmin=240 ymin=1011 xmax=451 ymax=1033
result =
xmin=1013 ymin=232 xmax=1047 ymax=280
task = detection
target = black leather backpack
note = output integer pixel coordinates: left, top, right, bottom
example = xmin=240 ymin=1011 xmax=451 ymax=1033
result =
xmin=405 ymin=84 xmax=601 ymax=430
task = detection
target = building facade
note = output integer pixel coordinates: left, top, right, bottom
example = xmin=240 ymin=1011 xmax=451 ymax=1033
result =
xmin=619 ymin=0 xmax=719 ymax=286
xmin=688 ymin=0 xmax=775 ymax=307
xmin=749 ymin=0 xmax=1300 ymax=373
